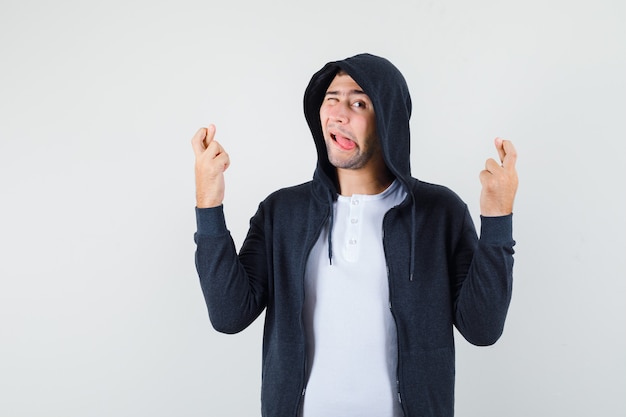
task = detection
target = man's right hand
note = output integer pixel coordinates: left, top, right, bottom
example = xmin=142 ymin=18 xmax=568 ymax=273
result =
xmin=191 ymin=125 xmax=230 ymax=208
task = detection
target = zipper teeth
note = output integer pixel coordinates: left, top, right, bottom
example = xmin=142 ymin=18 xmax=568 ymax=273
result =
xmin=295 ymin=208 xmax=331 ymax=416
xmin=383 ymin=208 xmax=407 ymax=416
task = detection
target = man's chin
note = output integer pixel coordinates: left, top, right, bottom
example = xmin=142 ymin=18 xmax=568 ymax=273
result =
xmin=328 ymin=154 xmax=368 ymax=170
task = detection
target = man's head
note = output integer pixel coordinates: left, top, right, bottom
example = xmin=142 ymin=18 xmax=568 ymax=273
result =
xmin=319 ymin=71 xmax=387 ymax=176
xmin=304 ymin=54 xmax=413 ymax=190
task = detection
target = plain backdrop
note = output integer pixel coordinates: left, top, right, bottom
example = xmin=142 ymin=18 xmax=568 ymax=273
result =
xmin=1 ymin=0 xmax=625 ymax=416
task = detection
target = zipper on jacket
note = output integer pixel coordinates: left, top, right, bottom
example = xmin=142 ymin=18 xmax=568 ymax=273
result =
xmin=387 ymin=264 xmax=407 ymax=416
xmin=383 ymin=210 xmax=408 ymax=417
xmin=295 ymin=208 xmax=331 ymax=416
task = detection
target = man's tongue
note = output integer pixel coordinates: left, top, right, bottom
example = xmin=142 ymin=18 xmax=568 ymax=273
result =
xmin=334 ymin=134 xmax=356 ymax=150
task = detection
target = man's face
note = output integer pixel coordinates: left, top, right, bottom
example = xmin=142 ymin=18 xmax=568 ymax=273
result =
xmin=319 ymin=73 xmax=382 ymax=171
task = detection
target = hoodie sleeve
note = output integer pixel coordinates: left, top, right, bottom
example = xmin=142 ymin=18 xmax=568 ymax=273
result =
xmin=194 ymin=204 xmax=269 ymax=334
xmin=452 ymin=211 xmax=515 ymax=346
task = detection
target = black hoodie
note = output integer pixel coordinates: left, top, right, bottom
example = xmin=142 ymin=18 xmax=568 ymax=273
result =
xmin=195 ymin=53 xmax=515 ymax=416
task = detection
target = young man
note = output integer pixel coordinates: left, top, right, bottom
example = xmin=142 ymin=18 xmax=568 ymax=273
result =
xmin=191 ymin=53 xmax=518 ymax=417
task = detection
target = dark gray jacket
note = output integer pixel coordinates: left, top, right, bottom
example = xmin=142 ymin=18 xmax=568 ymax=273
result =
xmin=194 ymin=53 xmax=515 ymax=416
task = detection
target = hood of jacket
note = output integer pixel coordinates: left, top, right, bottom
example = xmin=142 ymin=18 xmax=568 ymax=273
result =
xmin=303 ymin=53 xmax=413 ymax=195
xmin=303 ymin=53 xmax=418 ymax=278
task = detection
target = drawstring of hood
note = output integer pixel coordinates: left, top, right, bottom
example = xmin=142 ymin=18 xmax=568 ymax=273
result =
xmin=327 ymin=192 xmax=334 ymax=265
xmin=409 ymin=190 xmax=416 ymax=281
xmin=304 ymin=53 xmax=417 ymax=281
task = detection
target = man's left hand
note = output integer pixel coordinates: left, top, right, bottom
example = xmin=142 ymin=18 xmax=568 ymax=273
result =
xmin=479 ymin=138 xmax=518 ymax=216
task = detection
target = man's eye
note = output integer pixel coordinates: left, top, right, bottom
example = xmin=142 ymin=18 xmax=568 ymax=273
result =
xmin=353 ymin=101 xmax=365 ymax=108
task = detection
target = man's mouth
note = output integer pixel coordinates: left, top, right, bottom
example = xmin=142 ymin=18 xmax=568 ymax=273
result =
xmin=330 ymin=132 xmax=357 ymax=151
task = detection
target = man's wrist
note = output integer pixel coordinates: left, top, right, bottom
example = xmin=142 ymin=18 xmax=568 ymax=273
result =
xmin=196 ymin=192 xmax=223 ymax=208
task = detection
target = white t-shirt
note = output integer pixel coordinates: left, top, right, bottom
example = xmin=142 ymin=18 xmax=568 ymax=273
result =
xmin=301 ymin=180 xmax=406 ymax=417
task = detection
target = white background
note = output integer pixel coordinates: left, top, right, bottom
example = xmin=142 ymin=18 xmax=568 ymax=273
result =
xmin=1 ymin=0 xmax=625 ymax=416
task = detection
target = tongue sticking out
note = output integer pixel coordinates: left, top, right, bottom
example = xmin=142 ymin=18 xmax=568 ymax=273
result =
xmin=334 ymin=134 xmax=356 ymax=150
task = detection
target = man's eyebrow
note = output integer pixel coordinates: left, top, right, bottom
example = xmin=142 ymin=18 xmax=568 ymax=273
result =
xmin=324 ymin=89 xmax=368 ymax=96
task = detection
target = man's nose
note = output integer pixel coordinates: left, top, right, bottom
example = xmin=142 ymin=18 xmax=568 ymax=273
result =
xmin=328 ymin=102 xmax=349 ymax=123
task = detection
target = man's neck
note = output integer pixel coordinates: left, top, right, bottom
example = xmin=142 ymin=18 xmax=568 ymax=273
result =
xmin=336 ymin=167 xmax=395 ymax=196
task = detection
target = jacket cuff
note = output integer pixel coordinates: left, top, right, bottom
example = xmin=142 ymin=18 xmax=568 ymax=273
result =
xmin=195 ymin=205 xmax=228 ymax=236
xmin=479 ymin=214 xmax=513 ymax=244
